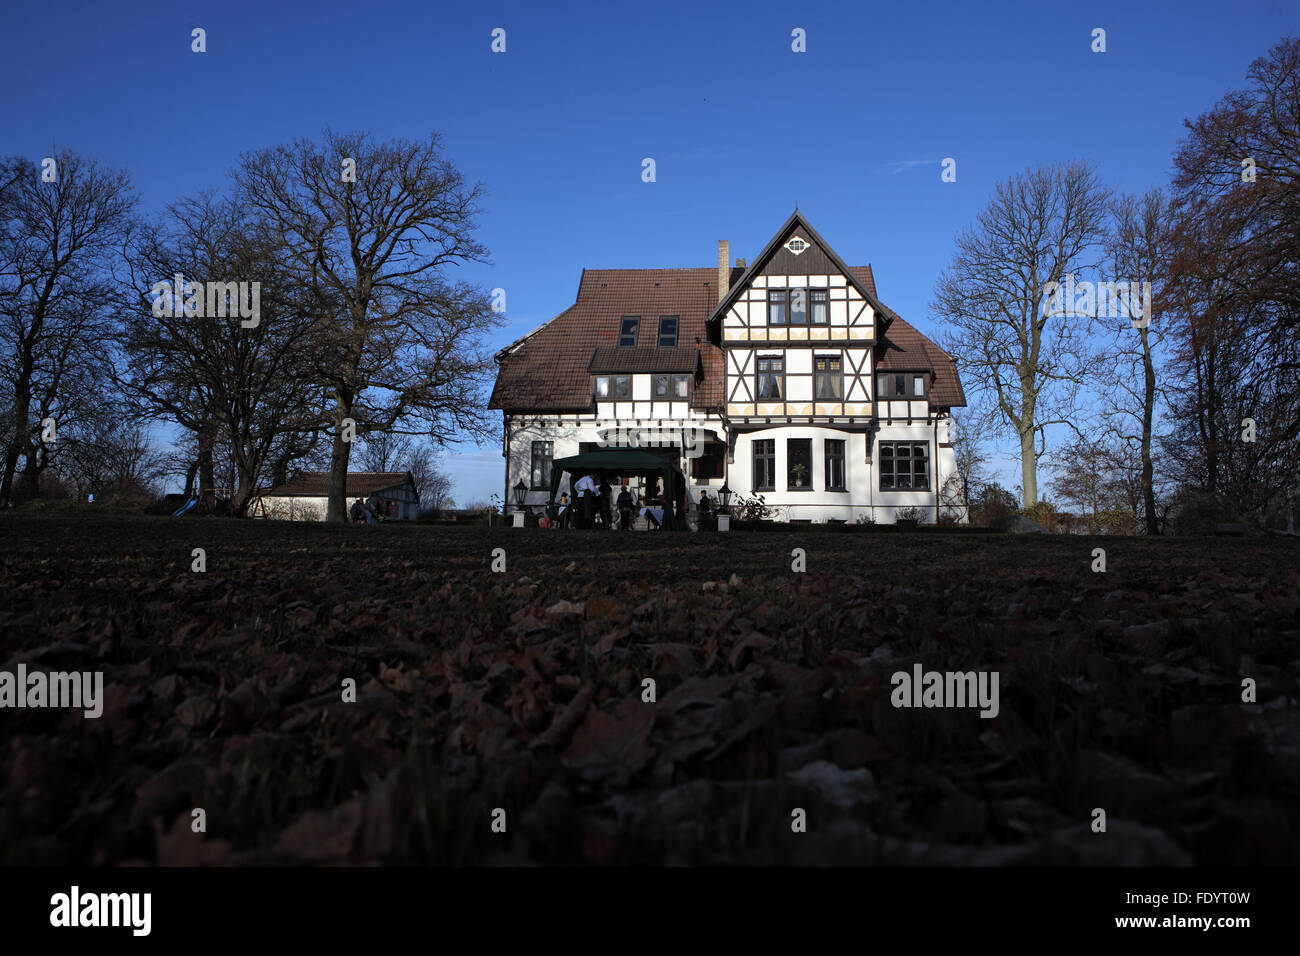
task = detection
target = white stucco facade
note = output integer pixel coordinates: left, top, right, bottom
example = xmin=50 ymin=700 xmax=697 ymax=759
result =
xmin=493 ymin=214 xmax=967 ymax=525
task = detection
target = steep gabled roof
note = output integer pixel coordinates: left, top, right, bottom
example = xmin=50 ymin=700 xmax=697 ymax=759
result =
xmin=706 ymin=210 xmax=893 ymax=338
xmin=489 ymin=214 xmax=965 ymax=412
xmin=264 ymin=471 xmax=417 ymax=498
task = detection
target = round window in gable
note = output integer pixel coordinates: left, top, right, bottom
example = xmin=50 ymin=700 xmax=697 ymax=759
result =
xmin=784 ymin=237 xmax=808 ymax=255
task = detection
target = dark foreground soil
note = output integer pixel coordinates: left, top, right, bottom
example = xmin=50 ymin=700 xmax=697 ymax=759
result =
xmin=1 ymin=516 xmax=1297 ymax=865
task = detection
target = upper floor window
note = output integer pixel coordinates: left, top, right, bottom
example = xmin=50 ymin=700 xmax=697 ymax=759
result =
xmin=814 ymin=355 xmax=843 ymax=400
xmin=784 ymin=287 xmax=827 ymax=325
xmin=768 ymin=290 xmax=787 ymax=325
xmin=756 ymin=356 xmax=784 ymax=400
xmin=657 ymin=315 xmax=678 ymax=347
xmin=876 ymin=372 xmax=928 ymax=399
xmin=653 ymin=373 xmax=692 ymax=398
xmin=594 ymin=375 xmax=633 ymax=398
xmin=618 ymin=316 xmax=639 ymax=347
xmin=790 ymin=288 xmax=808 ymax=325
xmin=811 ymin=289 xmax=828 ymax=324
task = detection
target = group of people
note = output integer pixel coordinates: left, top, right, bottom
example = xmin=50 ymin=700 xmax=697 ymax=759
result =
xmin=547 ymin=471 xmax=716 ymax=531
xmin=349 ymin=495 xmax=396 ymax=524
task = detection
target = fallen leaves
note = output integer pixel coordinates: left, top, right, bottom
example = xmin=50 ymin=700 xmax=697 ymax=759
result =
xmin=2 ymin=516 xmax=1298 ymax=865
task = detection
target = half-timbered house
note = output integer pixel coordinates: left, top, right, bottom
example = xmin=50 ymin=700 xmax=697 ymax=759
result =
xmin=490 ymin=211 xmax=966 ymax=524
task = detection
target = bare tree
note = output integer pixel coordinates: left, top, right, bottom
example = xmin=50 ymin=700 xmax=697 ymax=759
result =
xmin=236 ymin=129 xmax=501 ymax=521
xmin=933 ymin=161 xmax=1111 ymax=505
xmin=58 ymin=411 xmax=168 ymax=502
xmin=358 ymin=431 xmax=452 ymax=513
xmin=1101 ymin=189 xmax=1175 ymax=533
xmin=118 ymin=194 xmax=327 ymax=515
xmin=1163 ymin=37 xmax=1300 ymax=520
xmin=407 ymin=446 xmax=452 ymax=513
xmin=356 ymin=430 xmax=413 ymax=472
xmin=0 ymin=151 xmax=136 ymax=506
xmin=946 ymin=406 xmax=993 ymax=521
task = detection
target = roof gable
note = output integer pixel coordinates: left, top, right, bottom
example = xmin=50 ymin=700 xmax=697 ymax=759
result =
xmin=707 ymin=211 xmax=894 ymax=335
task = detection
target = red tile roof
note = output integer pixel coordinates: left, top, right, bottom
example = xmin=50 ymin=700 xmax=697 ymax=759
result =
xmin=588 ymin=346 xmax=700 ymax=373
xmin=491 ymin=268 xmax=727 ymax=412
xmin=874 ymin=316 xmax=967 ymax=407
xmin=490 ymin=262 xmax=965 ymax=412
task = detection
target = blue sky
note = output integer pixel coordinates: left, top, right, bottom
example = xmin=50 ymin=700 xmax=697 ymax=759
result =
xmin=2 ymin=0 xmax=1294 ymax=503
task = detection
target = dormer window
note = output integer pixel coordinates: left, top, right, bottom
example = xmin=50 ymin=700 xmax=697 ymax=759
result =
xmin=654 ymin=373 xmax=691 ymax=398
xmin=618 ymin=316 xmax=639 ymax=347
xmin=657 ymin=315 xmax=678 ymax=347
xmin=877 ymin=372 xmax=928 ymax=399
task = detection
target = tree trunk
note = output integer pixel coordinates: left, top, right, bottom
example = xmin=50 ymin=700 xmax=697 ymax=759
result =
xmin=1141 ymin=338 xmax=1159 ymax=534
xmin=233 ymin=458 xmax=255 ymax=516
xmin=198 ymin=427 xmax=216 ymax=513
xmin=1019 ymin=427 xmax=1037 ymax=506
xmin=327 ymin=421 xmax=352 ymax=523
xmin=21 ymin=445 xmax=40 ymax=500
xmin=184 ymin=457 xmax=199 ymax=499
xmin=0 ymin=387 xmax=31 ymax=507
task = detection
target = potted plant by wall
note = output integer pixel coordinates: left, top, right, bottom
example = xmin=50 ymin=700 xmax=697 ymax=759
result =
xmin=790 ymin=464 xmax=807 ymax=488
xmin=896 ymin=506 xmax=923 ymax=528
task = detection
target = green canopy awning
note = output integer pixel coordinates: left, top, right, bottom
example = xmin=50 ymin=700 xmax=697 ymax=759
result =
xmin=548 ymin=449 xmax=688 ymax=530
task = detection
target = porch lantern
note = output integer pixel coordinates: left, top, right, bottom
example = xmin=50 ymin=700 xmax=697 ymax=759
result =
xmin=717 ymin=482 xmax=732 ymax=532
xmin=513 ymin=479 xmax=528 ymax=527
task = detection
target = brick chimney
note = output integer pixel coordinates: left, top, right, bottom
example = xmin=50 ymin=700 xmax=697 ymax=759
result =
xmin=717 ymin=240 xmax=729 ymax=304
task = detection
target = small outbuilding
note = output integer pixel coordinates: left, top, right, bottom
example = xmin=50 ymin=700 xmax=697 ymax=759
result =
xmin=252 ymin=471 xmax=420 ymax=521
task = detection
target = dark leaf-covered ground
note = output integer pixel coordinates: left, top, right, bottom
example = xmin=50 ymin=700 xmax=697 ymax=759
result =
xmin=1 ymin=516 xmax=1297 ymax=865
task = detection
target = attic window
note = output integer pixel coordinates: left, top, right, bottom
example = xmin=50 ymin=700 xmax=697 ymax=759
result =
xmin=784 ymin=237 xmax=808 ymax=255
xmin=618 ymin=316 xmax=639 ymax=347
xmin=658 ymin=315 xmax=678 ymax=348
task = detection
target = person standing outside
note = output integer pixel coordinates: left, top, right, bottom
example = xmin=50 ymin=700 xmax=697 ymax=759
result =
xmin=574 ymin=472 xmax=597 ymax=529
xmin=616 ymin=483 xmax=634 ymax=530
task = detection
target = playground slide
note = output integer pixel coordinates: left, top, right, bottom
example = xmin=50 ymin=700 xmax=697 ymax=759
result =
xmin=172 ymin=498 xmax=198 ymax=517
